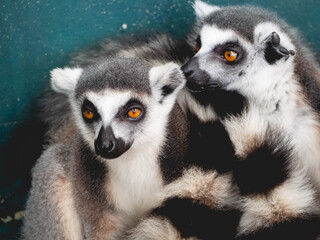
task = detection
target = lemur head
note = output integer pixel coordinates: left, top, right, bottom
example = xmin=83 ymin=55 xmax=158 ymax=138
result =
xmin=51 ymin=58 xmax=185 ymax=160
xmin=184 ymin=1 xmax=296 ymax=110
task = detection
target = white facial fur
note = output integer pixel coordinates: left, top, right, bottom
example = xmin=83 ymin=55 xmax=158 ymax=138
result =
xmin=73 ymin=90 xmax=148 ymax=151
xmin=196 ymin=23 xmax=298 ymax=114
xmin=51 ymin=62 xmax=185 ymax=157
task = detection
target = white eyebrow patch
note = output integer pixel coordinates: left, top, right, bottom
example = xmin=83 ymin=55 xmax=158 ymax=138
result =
xmin=199 ymin=25 xmax=238 ymax=51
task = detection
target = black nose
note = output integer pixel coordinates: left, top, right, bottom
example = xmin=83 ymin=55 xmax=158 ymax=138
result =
xmin=95 ymin=126 xmax=115 ymax=156
xmin=181 ymin=57 xmax=197 ymax=79
xmin=94 ymin=126 xmax=127 ymax=159
xmin=182 ymin=57 xmax=222 ymax=92
xmin=97 ymin=139 xmax=114 ymax=153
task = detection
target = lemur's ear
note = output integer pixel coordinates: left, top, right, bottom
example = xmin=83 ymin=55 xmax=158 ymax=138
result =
xmin=149 ymin=62 xmax=186 ymax=103
xmin=50 ymin=67 xmax=83 ymax=94
xmin=193 ymin=0 xmax=220 ymax=20
xmin=263 ymin=32 xmax=295 ymax=64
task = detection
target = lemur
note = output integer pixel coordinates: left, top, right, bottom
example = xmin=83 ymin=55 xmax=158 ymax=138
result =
xmin=25 ymin=1 xmax=320 ymax=239
xmin=124 ymin=1 xmax=320 ymax=239
xmin=21 ymin=57 xmax=191 ymax=239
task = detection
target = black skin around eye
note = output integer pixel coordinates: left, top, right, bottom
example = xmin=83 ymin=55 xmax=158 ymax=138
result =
xmin=196 ymin=36 xmax=202 ymax=50
xmin=81 ymin=99 xmax=100 ymax=123
xmin=120 ymin=98 xmax=146 ymax=121
xmin=213 ymin=42 xmax=244 ymax=65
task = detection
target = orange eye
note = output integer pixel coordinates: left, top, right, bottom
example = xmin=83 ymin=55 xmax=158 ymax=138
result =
xmin=127 ymin=108 xmax=142 ymax=119
xmin=83 ymin=109 xmax=94 ymax=120
xmin=195 ymin=36 xmax=201 ymax=52
xmin=224 ymin=50 xmax=238 ymax=62
xmin=195 ymin=42 xmax=201 ymax=52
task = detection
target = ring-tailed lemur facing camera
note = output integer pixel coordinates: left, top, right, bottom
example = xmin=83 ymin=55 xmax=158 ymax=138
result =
xmin=21 ymin=57 xmax=191 ymax=239
xmin=124 ymin=1 xmax=320 ymax=239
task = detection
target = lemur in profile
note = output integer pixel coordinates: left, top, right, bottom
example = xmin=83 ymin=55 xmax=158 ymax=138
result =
xmin=21 ymin=58 xmax=191 ymax=239
xmin=25 ymin=0 xmax=320 ymax=239
xmin=125 ymin=1 xmax=320 ymax=239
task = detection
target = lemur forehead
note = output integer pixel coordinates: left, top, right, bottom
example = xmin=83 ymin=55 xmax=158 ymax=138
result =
xmin=86 ymin=89 xmax=148 ymax=105
xmin=203 ymin=5 xmax=283 ymax=43
xmin=75 ymin=58 xmax=152 ymax=99
xmin=200 ymin=25 xmax=240 ymax=48
xmin=200 ymin=25 xmax=254 ymax=53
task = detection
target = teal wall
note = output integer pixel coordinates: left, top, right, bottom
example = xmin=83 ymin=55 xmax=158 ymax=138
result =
xmin=1 ymin=0 xmax=319 ymax=238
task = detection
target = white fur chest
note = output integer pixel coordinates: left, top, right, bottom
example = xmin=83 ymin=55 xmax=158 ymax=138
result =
xmin=263 ymin=82 xmax=320 ymax=187
xmin=288 ymin=107 xmax=320 ymax=187
xmin=224 ymin=81 xmax=320 ymax=188
xmin=105 ymin=142 xmax=164 ymax=218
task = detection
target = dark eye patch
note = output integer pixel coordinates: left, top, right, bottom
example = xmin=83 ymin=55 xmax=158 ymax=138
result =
xmin=117 ymin=98 xmax=146 ymax=122
xmin=213 ymin=41 xmax=245 ymax=64
xmin=81 ymin=99 xmax=100 ymax=123
xmin=196 ymin=36 xmax=202 ymax=51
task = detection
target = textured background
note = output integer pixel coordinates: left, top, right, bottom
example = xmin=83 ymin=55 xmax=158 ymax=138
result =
xmin=1 ymin=0 xmax=319 ymax=238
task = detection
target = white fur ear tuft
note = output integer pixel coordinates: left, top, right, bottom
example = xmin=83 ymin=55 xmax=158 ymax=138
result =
xmin=149 ymin=62 xmax=186 ymax=101
xmin=50 ymin=67 xmax=83 ymax=94
xmin=193 ymin=0 xmax=220 ymax=20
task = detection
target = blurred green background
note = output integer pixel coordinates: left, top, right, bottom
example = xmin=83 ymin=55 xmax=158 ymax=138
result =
xmin=1 ymin=0 xmax=319 ymax=239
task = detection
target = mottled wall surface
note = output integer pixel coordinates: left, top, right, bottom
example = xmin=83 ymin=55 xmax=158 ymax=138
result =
xmin=0 ymin=0 xmax=319 ymax=238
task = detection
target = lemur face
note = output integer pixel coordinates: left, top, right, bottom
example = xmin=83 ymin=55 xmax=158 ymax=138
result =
xmin=51 ymin=58 xmax=185 ymax=160
xmin=184 ymin=1 xmax=296 ymax=110
xmin=77 ymin=90 xmax=150 ymax=159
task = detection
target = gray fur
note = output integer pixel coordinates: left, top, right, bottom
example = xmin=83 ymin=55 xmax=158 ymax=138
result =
xmin=75 ymin=58 xmax=152 ymax=98
xmin=204 ymin=5 xmax=287 ymax=42
xmin=22 ymin=143 xmax=74 ymax=240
